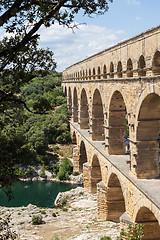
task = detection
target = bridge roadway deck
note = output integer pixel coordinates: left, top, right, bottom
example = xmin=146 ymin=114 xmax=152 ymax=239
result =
xmin=71 ymin=122 xmax=160 ymax=210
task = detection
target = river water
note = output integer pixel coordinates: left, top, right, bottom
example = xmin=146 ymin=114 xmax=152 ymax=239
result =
xmin=0 ymin=181 xmax=79 ymax=208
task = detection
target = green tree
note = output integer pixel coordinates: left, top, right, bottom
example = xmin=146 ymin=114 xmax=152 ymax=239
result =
xmin=0 ymin=0 xmax=112 ymax=109
xmin=57 ymin=158 xmax=73 ymax=180
xmin=0 ymin=0 xmax=113 ymax=192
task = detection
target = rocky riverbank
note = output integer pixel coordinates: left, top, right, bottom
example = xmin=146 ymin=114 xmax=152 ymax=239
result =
xmin=20 ymin=169 xmax=83 ymax=185
xmin=0 ymin=187 xmax=120 ymax=240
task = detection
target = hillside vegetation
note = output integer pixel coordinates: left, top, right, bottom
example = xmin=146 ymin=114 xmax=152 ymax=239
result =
xmin=0 ymin=71 xmax=72 ymax=192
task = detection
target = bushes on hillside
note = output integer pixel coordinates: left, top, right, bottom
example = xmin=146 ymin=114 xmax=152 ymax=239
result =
xmin=0 ymin=71 xmax=71 ymax=180
xmin=57 ymin=158 xmax=73 ymax=180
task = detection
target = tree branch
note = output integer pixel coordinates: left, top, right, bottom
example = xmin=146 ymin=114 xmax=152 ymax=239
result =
xmin=0 ymin=0 xmax=68 ymax=71
xmin=0 ymin=0 xmax=23 ymax=26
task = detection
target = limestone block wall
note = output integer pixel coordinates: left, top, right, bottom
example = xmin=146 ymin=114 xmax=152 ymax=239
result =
xmin=70 ymin=123 xmax=160 ymax=239
xmin=64 ymin=77 xmax=160 ymax=179
xmin=63 ymin=26 xmax=160 ymax=239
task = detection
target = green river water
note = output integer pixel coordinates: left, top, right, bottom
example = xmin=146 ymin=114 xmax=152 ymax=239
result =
xmin=0 ymin=181 xmax=79 ymax=208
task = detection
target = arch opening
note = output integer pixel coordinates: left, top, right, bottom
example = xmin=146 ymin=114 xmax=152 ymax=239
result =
xmin=135 ymin=207 xmax=160 ymax=239
xmin=72 ymin=131 xmax=77 ymax=144
xmin=117 ymin=61 xmax=123 ymax=78
xmin=79 ymin=141 xmax=87 ymax=173
xmin=110 ymin=62 xmax=114 ymax=78
xmin=103 ymin=65 xmax=107 ymax=79
xmin=108 ymin=91 xmax=128 ymax=155
xmin=86 ymin=69 xmax=88 ymax=80
xmin=138 ymin=55 xmax=146 ymax=76
xmin=80 ymin=89 xmax=89 ymax=129
xmin=152 ymin=51 xmax=160 ymax=75
xmin=82 ymin=70 xmax=85 ymax=80
xmin=107 ymin=173 xmax=125 ymax=222
xmin=93 ymin=68 xmax=96 ymax=79
xmin=92 ymin=89 xmax=104 ymax=141
xmin=127 ymin=58 xmax=133 ymax=77
xmin=80 ymin=71 xmax=82 ymax=80
xmin=97 ymin=66 xmax=101 ymax=79
xmin=134 ymin=93 xmax=160 ymax=178
xmin=90 ymin=155 xmax=102 ymax=193
xmin=89 ymin=69 xmax=91 ymax=80
xmin=64 ymin=87 xmax=67 ymax=96
xmin=73 ymin=88 xmax=78 ymax=122
xmin=68 ymin=87 xmax=72 ymax=112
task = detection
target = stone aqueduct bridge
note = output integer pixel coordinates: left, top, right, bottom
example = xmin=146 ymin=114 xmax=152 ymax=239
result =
xmin=62 ymin=26 xmax=160 ymax=239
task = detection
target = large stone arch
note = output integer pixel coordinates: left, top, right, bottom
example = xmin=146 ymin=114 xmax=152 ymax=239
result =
xmin=91 ymin=155 xmax=102 ymax=193
xmin=92 ymin=89 xmax=104 ymax=141
xmin=80 ymin=88 xmax=89 ymax=129
xmin=68 ymin=87 xmax=72 ymax=111
xmin=106 ymin=173 xmax=126 ymax=222
xmin=83 ymin=154 xmax=102 ymax=193
xmin=98 ymin=172 xmax=126 ymax=221
xmin=79 ymin=140 xmax=88 ymax=173
xmin=73 ymin=87 xmax=78 ymax=122
xmin=108 ymin=90 xmax=127 ymax=155
xmin=135 ymin=207 xmax=160 ymax=239
xmin=132 ymin=93 xmax=160 ymax=178
xmin=135 ymin=84 xmax=160 ymax=120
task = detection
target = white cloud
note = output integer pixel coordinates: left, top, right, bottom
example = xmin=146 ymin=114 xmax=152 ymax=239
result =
xmin=38 ymin=23 xmax=125 ymax=72
xmin=136 ymin=16 xmax=143 ymax=21
xmin=127 ymin=0 xmax=141 ymax=5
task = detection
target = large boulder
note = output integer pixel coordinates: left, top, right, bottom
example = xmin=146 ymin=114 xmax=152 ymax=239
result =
xmin=54 ymin=187 xmax=97 ymax=207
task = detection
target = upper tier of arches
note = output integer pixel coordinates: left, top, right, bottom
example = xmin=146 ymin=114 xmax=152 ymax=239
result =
xmin=63 ymin=51 xmax=160 ymax=81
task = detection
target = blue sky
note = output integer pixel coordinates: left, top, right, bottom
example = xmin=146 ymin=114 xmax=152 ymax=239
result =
xmin=38 ymin=0 xmax=160 ymax=72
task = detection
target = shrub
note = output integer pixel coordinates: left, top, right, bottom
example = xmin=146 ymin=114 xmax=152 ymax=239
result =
xmin=117 ymin=224 xmax=144 ymax=240
xmin=40 ymin=166 xmax=47 ymax=178
xmin=16 ymin=167 xmax=26 ymax=178
xmin=100 ymin=224 xmax=144 ymax=240
xmin=52 ymin=162 xmax=60 ymax=175
xmin=32 ymin=215 xmax=43 ymax=225
xmin=62 ymin=207 xmax=68 ymax=212
xmin=52 ymin=212 xmax=57 ymax=217
xmin=41 ymin=210 xmax=46 ymax=215
xmin=59 ymin=197 xmax=67 ymax=206
xmin=100 ymin=237 xmax=112 ymax=240
xmin=57 ymin=167 xmax=66 ymax=180
xmin=57 ymin=158 xmax=73 ymax=180
xmin=72 ymin=171 xmax=79 ymax=176
xmin=26 ymin=165 xmax=36 ymax=177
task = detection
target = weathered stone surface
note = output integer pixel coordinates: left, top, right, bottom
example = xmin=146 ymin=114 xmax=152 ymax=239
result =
xmin=62 ymin=26 xmax=160 ymax=239
xmin=0 ymin=187 xmax=120 ymax=240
